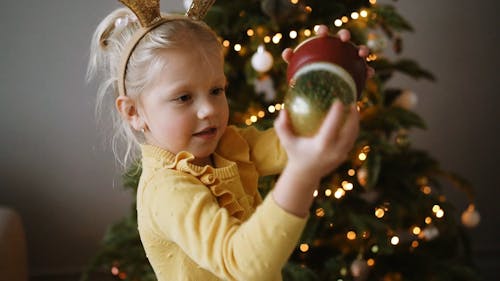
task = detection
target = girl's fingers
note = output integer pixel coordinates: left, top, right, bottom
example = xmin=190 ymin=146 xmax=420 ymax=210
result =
xmin=358 ymin=45 xmax=370 ymax=58
xmin=337 ymin=29 xmax=351 ymax=42
xmin=274 ymin=109 xmax=295 ymax=145
xmin=281 ymin=48 xmax=293 ymax=64
xmin=315 ymin=25 xmax=329 ymax=37
xmin=317 ymin=101 xmax=346 ymax=142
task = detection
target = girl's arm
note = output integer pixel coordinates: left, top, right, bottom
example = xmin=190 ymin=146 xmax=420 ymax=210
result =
xmin=272 ymin=101 xmax=359 ymax=217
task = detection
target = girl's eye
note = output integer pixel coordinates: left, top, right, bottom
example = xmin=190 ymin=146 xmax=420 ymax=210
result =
xmin=211 ymin=87 xmax=226 ymax=96
xmin=173 ymin=94 xmax=192 ymax=103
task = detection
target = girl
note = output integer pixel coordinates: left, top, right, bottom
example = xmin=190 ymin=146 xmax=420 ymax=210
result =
xmin=88 ymin=3 xmax=368 ymax=281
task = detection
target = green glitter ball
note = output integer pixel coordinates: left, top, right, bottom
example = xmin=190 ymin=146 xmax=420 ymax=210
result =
xmin=284 ymin=67 xmax=356 ymax=136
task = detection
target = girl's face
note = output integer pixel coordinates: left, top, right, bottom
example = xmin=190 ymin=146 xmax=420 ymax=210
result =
xmin=139 ymin=47 xmax=229 ymax=166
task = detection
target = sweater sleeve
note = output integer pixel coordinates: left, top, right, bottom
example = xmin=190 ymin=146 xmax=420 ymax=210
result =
xmin=144 ymin=170 xmax=306 ymax=281
xmin=236 ymin=126 xmax=287 ymax=176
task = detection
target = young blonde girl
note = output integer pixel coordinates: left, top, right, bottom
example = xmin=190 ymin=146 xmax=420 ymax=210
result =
xmin=88 ymin=3 xmax=367 ymax=281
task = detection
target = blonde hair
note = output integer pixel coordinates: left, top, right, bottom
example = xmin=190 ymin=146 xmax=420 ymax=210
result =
xmin=87 ymin=7 xmax=222 ymax=168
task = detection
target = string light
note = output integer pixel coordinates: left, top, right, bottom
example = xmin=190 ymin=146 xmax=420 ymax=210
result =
xmin=374 ymin=207 xmax=385 ymax=218
xmin=371 ymin=245 xmax=379 ymax=253
xmin=303 ymin=29 xmax=312 ymax=37
xmin=367 ymin=258 xmax=375 ymax=266
xmin=390 ymin=236 xmax=400 ymax=245
xmin=334 ymin=188 xmax=346 ymax=199
xmin=290 ymin=0 xmax=299 ymax=4
xmin=351 ymin=12 xmax=359 ymax=19
xmin=257 ymin=110 xmax=265 ymax=118
xmin=412 ymin=226 xmax=421 ymax=235
xmin=334 ymin=19 xmax=343 ymax=27
xmin=272 ymin=33 xmax=283 ymax=44
xmin=246 ymin=29 xmax=254 ymax=36
xmin=342 ymin=181 xmax=354 ymax=190
xmin=358 ymin=152 xmax=367 ymax=161
xmin=421 ymin=185 xmax=432 ymax=195
xmin=268 ymin=105 xmax=276 ymax=113
xmin=289 ymin=30 xmax=298 ymax=39
xmin=348 ymin=169 xmax=356 ymax=176
xmin=370 ymin=0 xmax=377 ymax=4
xmin=325 ymin=188 xmax=332 ymax=197
xmin=313 ymin=190 xmax=319 ymax=197
xmin=234 ymin=44 xmax=242 ymax=52
xmin=360 ymin=10 xmax=368 ymax=18
xmin=411 ymin=240 xmax=419 ymax=248
xmin=222 ymin=40 xmax=230 ymax=47
xmin=347 ymin=231 xmax=357 ymax=240
xmin=300 ymin=243 xmax=310 ymax=252
xmin=425 ymin=217 xmax=433 ymax=224
xmin=315 ymin=208 xmax=325 ymax=217
xmin=264 ymin=36 xmax=271 ymax=43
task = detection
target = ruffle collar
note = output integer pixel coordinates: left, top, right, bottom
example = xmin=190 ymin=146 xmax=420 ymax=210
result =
xmin=141 ymin=144 xmax=247 ymax=220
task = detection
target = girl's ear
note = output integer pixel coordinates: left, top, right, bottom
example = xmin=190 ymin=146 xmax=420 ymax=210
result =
xmin=116 ymin=96 xmax=145 ymax=131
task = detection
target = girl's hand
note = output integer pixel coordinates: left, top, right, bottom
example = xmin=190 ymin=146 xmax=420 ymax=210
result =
xmin=282 ymin=25 xmax=375 ymax=78
xmin=274 ymin=101 xmax=360 ymax=180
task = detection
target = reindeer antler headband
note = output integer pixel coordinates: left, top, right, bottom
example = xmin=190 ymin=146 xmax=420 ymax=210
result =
xmin=117 ymin=0 xmax=216 ymax=96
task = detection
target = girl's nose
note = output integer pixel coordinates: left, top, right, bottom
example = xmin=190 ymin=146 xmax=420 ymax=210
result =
xmin=197 ymin=99 xmax=216 ymax=119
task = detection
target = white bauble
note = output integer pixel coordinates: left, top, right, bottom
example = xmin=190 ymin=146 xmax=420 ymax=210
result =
xmin=351 ymin=257 xmax=369 ymax=280
xmin=461 ymin=205 xmax=481 ymax=228
xmin=367 ymin=32 xmax=388 ymax=53
xmin=422 ymin=225 xmax=439 ymax=241
xmin=251 ymin=45 xmax=274 ymax=73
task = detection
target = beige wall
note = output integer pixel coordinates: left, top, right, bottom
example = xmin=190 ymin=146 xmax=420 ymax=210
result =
xmin=0 ymin=0 xmax=498 ymax=279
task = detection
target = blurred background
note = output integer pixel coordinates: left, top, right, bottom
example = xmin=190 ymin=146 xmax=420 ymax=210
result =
xmin=0 ymin=0 xmax=498 ymax=280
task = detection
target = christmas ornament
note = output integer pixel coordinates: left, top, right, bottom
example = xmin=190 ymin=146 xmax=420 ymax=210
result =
xmin=392 ymin=90 xmax=418 ymax=109
xmin=357 ymin=167 xmax=368 ymax=187
xmin=285 ymin=35 xmax=367 ymax=136
xmin=367 ymin=32 xmax=388 ymax=53
xmin=461 ymin=204 xmax=480 ymax=228
xmin=421 ymin=225 xmax=439 ymax=240
xmin=254 ymin=74 xmax=277 ymax=103
xmin=351 ymin=256 xmax=370 ymax=281
xmin=251 ymin=45 xmax=274 ymax=73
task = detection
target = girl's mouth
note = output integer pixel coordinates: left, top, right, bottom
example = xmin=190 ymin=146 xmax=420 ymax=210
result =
xmin=193 ymin=127 xmax=217 ymax=139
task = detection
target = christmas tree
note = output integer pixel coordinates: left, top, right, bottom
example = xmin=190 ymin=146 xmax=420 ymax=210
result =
xmin=82 ymin=0 xmax=481 ymax=280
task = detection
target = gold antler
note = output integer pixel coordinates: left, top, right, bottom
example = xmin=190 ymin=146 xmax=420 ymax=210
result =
xmin=186 ymin=0 xmax=216 ymax=20
xmin=119 ymin=0 xmax=162 ymax=27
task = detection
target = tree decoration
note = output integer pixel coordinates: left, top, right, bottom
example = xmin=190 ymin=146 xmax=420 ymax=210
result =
xmin=251 ymin=45 xmax=274 ymax=73
xmin=461 ymin=204 xmax=481 ymax=228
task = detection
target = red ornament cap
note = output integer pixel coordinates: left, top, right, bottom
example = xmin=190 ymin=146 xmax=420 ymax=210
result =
xmin=286 ymin=35 xmax=367 ymax=98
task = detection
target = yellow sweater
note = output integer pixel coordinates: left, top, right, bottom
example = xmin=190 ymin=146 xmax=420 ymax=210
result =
xmin=137 ymin=126 xmax=307 ymax=281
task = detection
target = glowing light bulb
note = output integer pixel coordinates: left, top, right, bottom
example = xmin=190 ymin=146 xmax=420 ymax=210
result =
xmin=347 ymin=231 xmax=357 ymax=240
xmin=334 ymin=188 xmax=346 ymax=199
xmin=360 ymin=10 xmax=368 ymax=17
xmin=348 ymin=169 xmax=356 ymax=176
xmin=257 ymin=111 xmax=265 ymax=118
xmin=351 ymin=12 xmax=359 ymax=19
xmin=304 ymin=29 xmax=312 ymax=37
xmin=358 ymin=153 xmax=367 ymax=161
xmin=375 ymin=208 xmax=385 ymax=218
xmin=234 ymin=44 xmax=242 ymax=52
xmin=289 ymin=30 xmax=298 ymax=39
xmin=247 ymin=29 xmax=254 ymax=36
xmin=250 ymin=115 xmax=258 ymax=123
xmin=325 ymin=189 xmax=332 ymax=197
xmin=222 ymin=40 xmax=230 ymax=47
xmin=313 ymin=190 xmax=318 ymax=197
xmin=412 ymin=226 xmax=421 ymax=235
xmin=315 ymin=208 xmax=325 ymax=217
xmin=300 ymin=243 xmax=309 ymax=252
xmin=334 ymin=19 xmax=343 ymax=27
xmin=390 ymin=236 xmax=400 ymax=245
